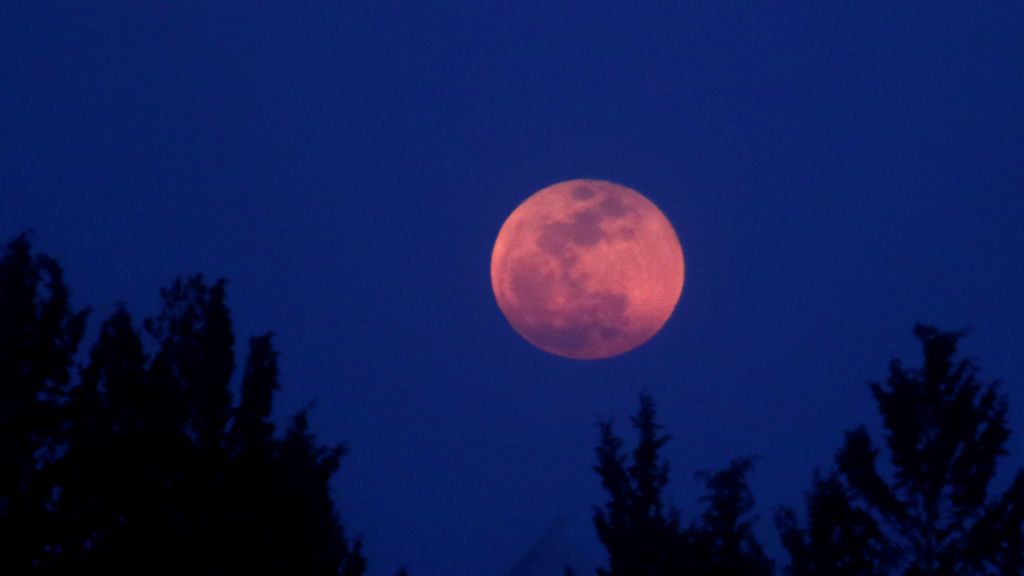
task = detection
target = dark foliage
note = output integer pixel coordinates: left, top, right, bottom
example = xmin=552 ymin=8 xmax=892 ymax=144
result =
xmin=689 ymin=458 xmax=774 ymax=576
xmin=593 ymin=391 xmax=680 ymax=576
xmin=777 ymin=325 xmax=1024 ymax=576
xmin=593 ymin=391 xmax=772 ymax=575
xmin=0 ymin=233 xmax=87 ymax=573
xmin=776 ymin=472 xmax=893 ymax=576
xmin=0 ymin=235 xmax=367 ymax=575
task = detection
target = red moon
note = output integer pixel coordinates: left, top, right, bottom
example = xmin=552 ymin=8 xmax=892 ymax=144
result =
xmin=491 ymin=179 xmax=685 ymax=359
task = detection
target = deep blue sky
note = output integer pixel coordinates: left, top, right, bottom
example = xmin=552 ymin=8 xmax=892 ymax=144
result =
xmin=4 ymin=3 xmax=1024 ymax=575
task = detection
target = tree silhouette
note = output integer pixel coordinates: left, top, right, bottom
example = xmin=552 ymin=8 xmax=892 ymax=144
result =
xmin=689 ymin=458 xmax=774 ymax=576
xmin=593 ymin=390 xmax=681 ymax=576
xmin=593 ymin=392 xmax=772 ymax=575
xmin=0 ymin=235 xmax=368 ymax=575
xmin=0 ymin=234 xmax=87 ymax=572
xmin=232 ymin=333 xmax=280 ymax=459
xmin=53 ymin=305 xmax=149 ymax=571
xmin=776 ymin=473 xmax=894 ymax=576
xmin=777 ymin=325 xmax=1024 ymax=575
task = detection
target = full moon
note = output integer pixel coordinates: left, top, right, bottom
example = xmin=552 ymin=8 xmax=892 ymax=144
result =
xmin=491 ymin=179 xmax=685 ymax=359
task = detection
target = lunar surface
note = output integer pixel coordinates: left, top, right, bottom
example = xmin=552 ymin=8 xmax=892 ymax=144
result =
xmin=490 ymin=179 xmax=684 ymax=359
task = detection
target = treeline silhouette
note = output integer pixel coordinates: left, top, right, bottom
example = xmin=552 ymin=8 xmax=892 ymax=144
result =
xmin=0 ymin=234 xmax=368 ymax=575
xmin=586 ymin=326 xmax=1024 ymax=576
xmin=2 ymin=234 xmax=1023 ymax=575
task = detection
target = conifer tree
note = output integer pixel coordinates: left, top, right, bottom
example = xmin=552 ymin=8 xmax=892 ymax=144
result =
xmin=0 ymin=234 xmax=369 ymax=575
xmin=689 ymin=458 xmax=774 ymax=576
xmin=778 ymin=325 xmax=1024 ymax=575
xmin=55 ymin=306 xmax=147 ymax=571
xmin=593 ymin=391 xmax=681 ymax=576
xmin=593 ymin=392 xmax=773 ymax=575
xmin=0 ymin=234 xmax=87 ymax=572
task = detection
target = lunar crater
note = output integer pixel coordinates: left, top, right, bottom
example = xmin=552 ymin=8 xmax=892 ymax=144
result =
xmin=572 ymin=186 xmax=595 ymax=200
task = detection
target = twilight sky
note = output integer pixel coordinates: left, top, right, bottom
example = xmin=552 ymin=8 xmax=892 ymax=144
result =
xmin=3 ymin=3 xmax=1024 ymax=575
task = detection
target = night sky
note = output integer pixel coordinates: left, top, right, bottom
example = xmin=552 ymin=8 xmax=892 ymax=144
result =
xmin=4 ymin=3 xmax=1024 ymax=575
